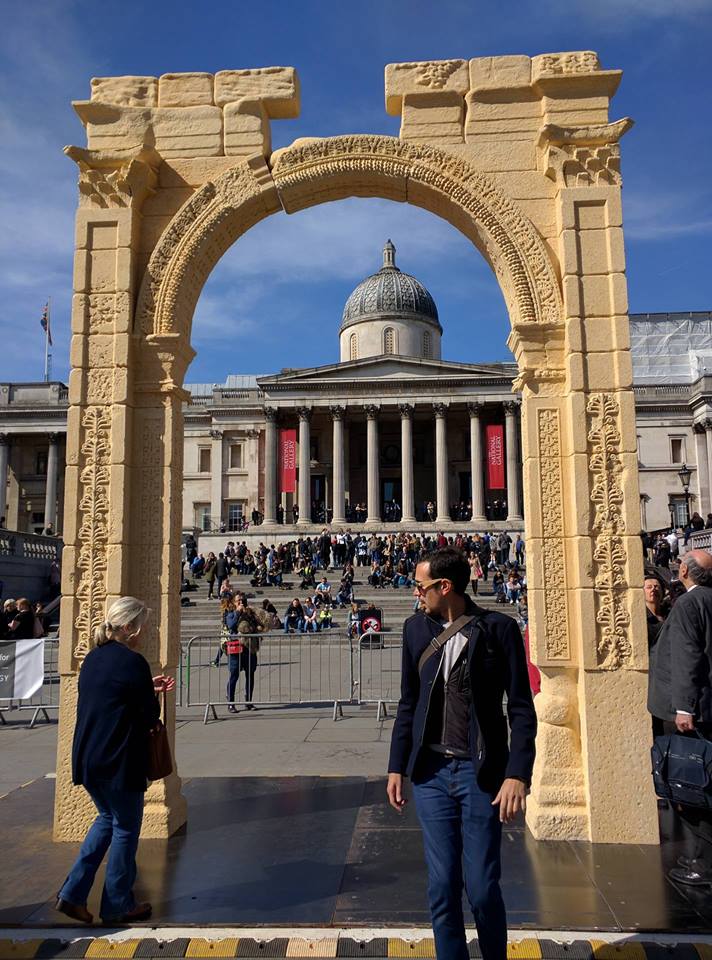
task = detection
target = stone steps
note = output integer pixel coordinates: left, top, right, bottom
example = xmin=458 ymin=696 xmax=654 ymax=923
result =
xmin=180 ymin=572 xmax=517 ymax=641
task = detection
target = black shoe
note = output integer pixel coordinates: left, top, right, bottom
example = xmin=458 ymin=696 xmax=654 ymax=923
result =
xmin=668 ymin=866 xmax=712 ymax=887
xmin=245 ymin=703 xmax=256 ymax=711
xmin=227 ymin=704 xmax=237 ymax=713
xmin=55 ymin=897 xmax=93 ymax=924
xmin=678 ymin=856 xmax=693 ymax=869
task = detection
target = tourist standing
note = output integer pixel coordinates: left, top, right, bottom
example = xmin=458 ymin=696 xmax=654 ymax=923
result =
xmin=387 ymin=548 xmax=536 ymax=960
xmin=648 ymin=549 xmax=712 ymax=887
xmin=468 ymin=551 xmax=483 ymax=597
xmin=55 ymin=597 xmax=173 ymax=924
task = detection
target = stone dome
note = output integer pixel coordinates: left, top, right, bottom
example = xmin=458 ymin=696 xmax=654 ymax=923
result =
xmin=340 ymin=240 xmax=441 ymax=333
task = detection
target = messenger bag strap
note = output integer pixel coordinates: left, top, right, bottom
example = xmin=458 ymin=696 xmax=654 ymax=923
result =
xmin=418 ymin=613 xmax=476 ymax=675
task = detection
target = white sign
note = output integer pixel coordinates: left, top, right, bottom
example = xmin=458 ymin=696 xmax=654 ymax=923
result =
xmin=0 ymin=639 xmax=45 ymax=700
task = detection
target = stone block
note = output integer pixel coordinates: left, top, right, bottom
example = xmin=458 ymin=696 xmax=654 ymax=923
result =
xmin=563 ymin=273 xmax=628 ymax=320
xmin=74 ymin=209 xmax=130 ymax=251
xmin=142 ymin=186 xmax=194 ymax=218
xmin=490 ymin=171 xmax=557 ymax=202
xmin=561 ymin=226 xmax=625 ymax=276
xmin=401 ymin=91 xmax=464 ymax=143
xmin=158 ymin=72 xmax=214 ymax=107
xmin=469 ymin=56 xmax=531 ymax=91
xmin=561 ymin=450 xmax=594 ymax=536
xmin=568 ymin=314 xmax=630 ymax=354
xmin=157 ymin=157 xmax=241 ymax=188
xmin=466 ymin=94 xmax=541 ymax=121
xmin=462 ymin=137 xmax=536 ymax=171
xmin=151 ymin=106 xmax=223 ymax=158
xmin=81 ymin=104 xmax=152 ymax=152
xmin=532 ymin=51 xmax=600 ymax=82
xmin=385 ymin=59 xmax=468 ymax=114
xmin=559 ymin=187 xmax=623 ymax=230
xmin=90 ymin=75 xmax=157 ymax=106
xmin=214 ymin=67 xmax=300 ymax=117
xmin=224 ymin=99 xmax=271 ymax=156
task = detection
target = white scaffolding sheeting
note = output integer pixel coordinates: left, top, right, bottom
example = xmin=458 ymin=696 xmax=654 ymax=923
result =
xmin=630 ymin=312 xmax=712 ymax=384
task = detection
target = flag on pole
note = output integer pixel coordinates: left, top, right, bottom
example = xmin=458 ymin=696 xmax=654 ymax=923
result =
xmin=40 ymin=303 xmax=52 ymax=347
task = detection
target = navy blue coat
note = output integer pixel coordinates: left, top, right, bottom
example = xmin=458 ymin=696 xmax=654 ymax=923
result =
xmin=388 ymin=597 xmax=537 ymax=790
xmin=72 ymin=641 xmax=160 ymax=792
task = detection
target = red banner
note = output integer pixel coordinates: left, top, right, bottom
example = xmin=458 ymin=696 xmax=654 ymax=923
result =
xmin=280 ymin=429 xmax=297 ymax=493
xmin=486 ymin=424 xmax=505 ymax=489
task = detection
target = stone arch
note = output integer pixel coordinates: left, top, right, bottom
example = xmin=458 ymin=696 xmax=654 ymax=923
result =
xmin=59 ymin=59 xmax=656 ymax=847
xmin=135 ymin=136 xmax=563 ymax=348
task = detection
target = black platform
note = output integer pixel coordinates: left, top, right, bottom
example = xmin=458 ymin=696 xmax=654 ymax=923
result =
xmin=1 ymin=776 xmax=710 ymax=932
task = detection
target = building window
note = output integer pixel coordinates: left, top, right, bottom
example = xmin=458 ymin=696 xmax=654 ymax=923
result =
xmin=423 ymin=330 xmax=432 ymax=359
xmin=350 ymin=333 xmax=358 ymax=361
xmin=670 ymin=437 xmax=686 ymax=464
xmin=669 ymin=495 xmax=689 ymax=528
xmin=198 ymin=447 xmax=211 ymax=473
xmin=229 ymin=443 xmax=243 ymax=469
xmin=310 ymin=437 xmax=319 ymax=462
xmin=227 ymin=502 xmax=245 ymax=531
xmin=36 ymin=452 xmax=47 ymax=476
xmin=384 ymin=327 xmax=395 ymax=355
xmin=194 ymin=503 xmax=211 ymax=531
xmin=636 ymin=434 xmax=642 ymax=462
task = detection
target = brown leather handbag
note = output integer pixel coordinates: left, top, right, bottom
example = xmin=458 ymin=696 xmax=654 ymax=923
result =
xmin=147 ymin=690 xmax=173 ymax=781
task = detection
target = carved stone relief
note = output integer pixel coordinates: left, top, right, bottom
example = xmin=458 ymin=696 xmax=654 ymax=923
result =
xmin=537 ymin=408 xmax=569 ymax=660
xmin=73 ymin=406 xmax=112 ymax=661
xmin=586 ymin=393 xmax=631 ymax=670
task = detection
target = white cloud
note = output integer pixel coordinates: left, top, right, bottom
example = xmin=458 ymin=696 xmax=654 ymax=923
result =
xmin=540 ymin=0 xmax=710 ymax=19
xmin=623 ymin=188 xmax=712 ymax=241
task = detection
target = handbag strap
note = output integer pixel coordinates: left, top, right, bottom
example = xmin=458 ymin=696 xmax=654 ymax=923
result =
xmin=418 ymin=613 xmax=476 ymax=675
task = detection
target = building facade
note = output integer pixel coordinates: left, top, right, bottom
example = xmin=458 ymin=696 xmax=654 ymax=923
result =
xmin=1 ymin=247 xmax=710 ymax=537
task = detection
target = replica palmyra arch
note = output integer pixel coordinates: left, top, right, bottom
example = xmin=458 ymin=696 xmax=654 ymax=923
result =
xmin=57 ymin=55 xmax=657 ymax=844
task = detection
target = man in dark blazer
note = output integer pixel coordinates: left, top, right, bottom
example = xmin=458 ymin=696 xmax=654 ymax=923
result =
xmin=387 ymin=547 xmax=536 ymax=960
xmin=649 ymin=548 xmax=712 ymax=887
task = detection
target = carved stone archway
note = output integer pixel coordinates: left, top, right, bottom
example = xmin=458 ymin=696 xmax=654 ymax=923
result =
xmin=56 ymin=55 xmax=657 ymax=845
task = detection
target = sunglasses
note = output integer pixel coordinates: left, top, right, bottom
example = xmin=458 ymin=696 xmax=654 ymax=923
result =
xmin=413 ymin=578 xmax=444 ymax=594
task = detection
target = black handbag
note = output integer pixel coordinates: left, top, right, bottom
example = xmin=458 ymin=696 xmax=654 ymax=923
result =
xmin=147 ymin=690 xmax=173 ymax=782
xmin=651 ymin=730 xmax=712 ymax=810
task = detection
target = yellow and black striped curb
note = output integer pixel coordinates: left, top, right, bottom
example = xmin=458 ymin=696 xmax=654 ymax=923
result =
xmin=0 ymin=939 xmax=710 ymax=959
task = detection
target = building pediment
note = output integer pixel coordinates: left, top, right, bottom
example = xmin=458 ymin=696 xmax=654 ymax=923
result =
xmin=257 ymin=356 xmax=516 ymax=390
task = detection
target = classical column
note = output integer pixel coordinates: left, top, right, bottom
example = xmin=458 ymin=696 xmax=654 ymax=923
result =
xmin=399 ymin=404 xmax=415 ymax=522
xmin=0 ymin=435 xmax=9 ymax=524
xmin=504 ymin=401 xmax=523 ymax=523
xmin=330 ymin=405 xmax=346 ymax=524
xmin=44 ymin=433 xmax=59 ymax=532
xmin=365 ymin=405 xmax=381 ymax=523
xmin=434 ymin=403 xmax=449 ymax=523
xmin=209 ymin=429 xmax=223 ymax=530
xmin=468 ymin=403 xmax=486 ymax=524
xmin=263 ymin=407 xmax=279 ymax=525
xmin=704 ymin=420 xmax=712 ymax=517
xmin=297 ymin=407 xmax=312 ymax=524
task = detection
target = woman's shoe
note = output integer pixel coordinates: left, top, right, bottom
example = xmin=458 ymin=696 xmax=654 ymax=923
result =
xmin=55 ymin=897 xmax=93 ymax=924
xmin=227 ymin=704 xmax=237 ymax=713
xmin=103 ymin=901 xmax=152 ymax=924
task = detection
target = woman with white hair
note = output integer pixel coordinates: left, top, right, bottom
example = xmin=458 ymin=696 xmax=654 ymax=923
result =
xmin=55 ymin=596 xmax=174 ymax=925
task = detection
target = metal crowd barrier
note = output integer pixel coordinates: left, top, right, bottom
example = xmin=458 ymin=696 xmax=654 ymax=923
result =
xmin=1 ymin=638 xmax=60 ymax=728
xmin=180 ymin=631 xmax=360 ymax=723
xmin=356 ymin=634 xmax=402 ymax=721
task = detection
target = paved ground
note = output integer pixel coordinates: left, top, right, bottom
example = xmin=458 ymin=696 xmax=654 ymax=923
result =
xmin=0 ymin=706 xmax=393 ymax=796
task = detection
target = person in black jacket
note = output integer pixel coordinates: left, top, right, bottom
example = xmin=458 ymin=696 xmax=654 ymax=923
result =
xmin=55 ymin=597 xmax=174 ymax=925
xmin=387 ymin=548 xmax=536 ymax=960
xmin=649 ymin=549 xmax=712 ymax=887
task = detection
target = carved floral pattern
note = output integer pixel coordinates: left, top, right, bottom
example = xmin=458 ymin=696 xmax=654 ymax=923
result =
xmin=537 ymin=409 xmax=569 ymax=659
xmin=73 ymin=406 xmax=112 ymax=661
xmin=586 ymin=393 xmax=631 ymax=670
xmin=415 ymin=60 xmax=462 ymax=89
xmin=534 ymin=51 xmax=600 ymax=78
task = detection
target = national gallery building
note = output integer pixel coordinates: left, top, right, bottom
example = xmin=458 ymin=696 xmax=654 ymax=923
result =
xmin=1 ymin=242 xmax=711 ymax=537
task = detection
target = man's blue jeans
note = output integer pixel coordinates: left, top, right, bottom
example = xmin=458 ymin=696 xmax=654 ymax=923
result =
xmin=59 ymin=783 xmax=144 ymax=920
xmin=412 ymin=753 xmax=506 ymax=960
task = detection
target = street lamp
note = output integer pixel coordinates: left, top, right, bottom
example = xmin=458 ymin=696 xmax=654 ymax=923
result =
xmin=678 ymin=462 xmax=692 ymax=526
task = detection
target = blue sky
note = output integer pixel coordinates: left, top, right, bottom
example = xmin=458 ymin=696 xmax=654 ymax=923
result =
xmin=1 ymin=0 xmax=711 ymax=384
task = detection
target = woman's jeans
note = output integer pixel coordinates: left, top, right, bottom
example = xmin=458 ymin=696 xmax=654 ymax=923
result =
xmin=284 ymin=618 xmax=303 ymax=633
xmin=227 ymin=651 xmax=257 ymax=703
xmin=412 ymin=754 xmax=506 ymax=960
xmin=59 ymin=784 xmax=144 ymax=920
